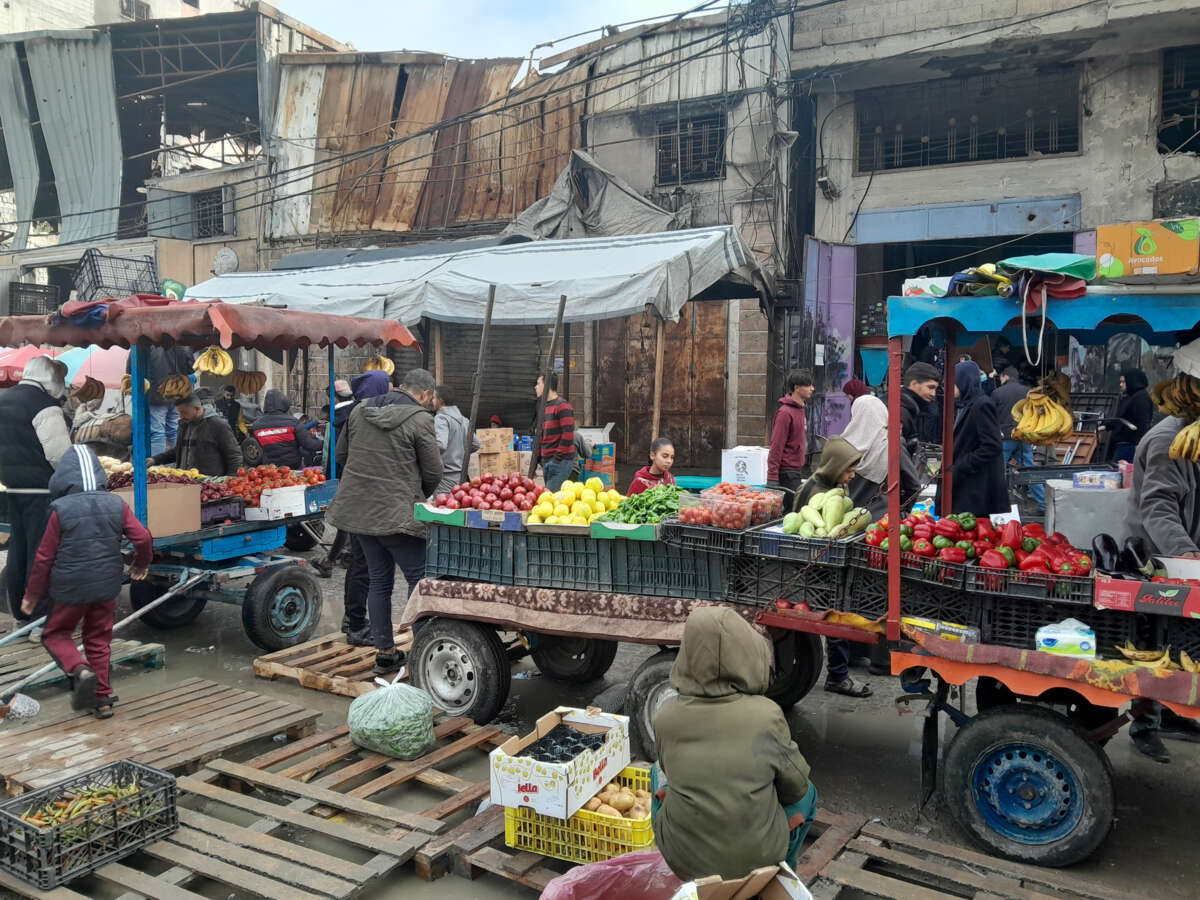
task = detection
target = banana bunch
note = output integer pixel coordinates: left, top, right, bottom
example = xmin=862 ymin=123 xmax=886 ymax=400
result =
xmin=232 ymin=370 xmax=267 ymax=395
xmin=1115 ymin=642 xmax=1181 ymax=670
xmin=194 ymin=346 xmax=234 ymax=376
xmin=1168 ymin=419 xmax=1200 ymax=461
xmin=1151 ymin=373 xmax=1200 ymax=417
xmin=363 ymin=355 xmax=395 ymax=376
xmin=158 ymin=374 xmax=193 ymax=401
xmin=1011 ymin=388 xmax=1074 ymax=444
xmin=120 ymin=374 xmax=149 ymax=395
xmin=74 ymin=377 xmax=105 ymax=403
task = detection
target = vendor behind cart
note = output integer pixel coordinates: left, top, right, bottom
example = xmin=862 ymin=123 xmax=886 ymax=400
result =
xmin=150 ymin=394 xmax=242 ymax=477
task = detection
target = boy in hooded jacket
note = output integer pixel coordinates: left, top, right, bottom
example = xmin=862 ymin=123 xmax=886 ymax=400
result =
xmin=22 ymin=445 xmax=152 ymax=718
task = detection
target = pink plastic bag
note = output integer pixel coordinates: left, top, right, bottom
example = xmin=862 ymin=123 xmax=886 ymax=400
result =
xmin=539 ymin=850 xmax=684 ymax=900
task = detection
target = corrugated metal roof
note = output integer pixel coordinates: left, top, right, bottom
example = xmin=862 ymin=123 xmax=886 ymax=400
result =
xmin=0 ymin=44 xmax=39 ymax=250
xmin=24 ymin=32 xmax=122 ymax=245
xmin=271 ymin=235 xmax=515 ymax=270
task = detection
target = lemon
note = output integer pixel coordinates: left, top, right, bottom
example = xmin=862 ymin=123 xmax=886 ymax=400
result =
xmin=580 ymin=488 xmax=597 ymax=503
xmin=537 ymin=501 xmax=555 ymax=517
xmin=570 ymin=482 xmax=585 ymax=500
xmin=561 ymin=480 xmax=576 ymax=494
xmin=571 ymin=501 xmax=589 ymax=517
xmin=554 ymin=490 xmax=572 ymax=505
xmin=545 ymin=515 xmax=560 ymax=525
xmin=554 ymin=503 xmax=571 ymax=518
xmin=590 ymin=500 xmax=605 ymax=515
xmin=538 ymin=491 xmax=554 ymax=504
xmin=570 ymin=515 xmax=588 ymax=525
xmin=528 ymin=513 xmax=542 ymax=524
xmin=585 ymin=477 xmax=604 ymax=493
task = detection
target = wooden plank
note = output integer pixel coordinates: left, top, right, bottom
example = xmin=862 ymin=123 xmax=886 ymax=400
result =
xmin=415 ymin=804 xmax=504 ymax=879
xmin=822 ymin=858 xmax=959 ymax=900
xmin=502 ymin=850 xmax=545 ymax=876
xmin=94 ymin=862 xmax=210 ymax=900
xmin=465 ymin=846 xmax=559 ymax=892
xmin=0 ymin=870 xmax=91 ymax=900
xmin=0 ymin=641 xmax=163 ymax=693
xmin=140 ymin=838 xmax=331 ymax=900
xmin=843 ymin=838 xmax=1026 ymax=898
xmin=147 ymin=707 xmax=319 ymax=774
xmin=305 ymin=718 xmax=475 ymax=789
xmin=343 ymin=726 xmax=500 ymax=799
xmin=245 ymin=725 xmax=350 ymax=770
xmin=205 ymin=759 xmax=448 ymax=833
xmin=253 ymin=630 xmax=411 ymax=698
xmin=419 ymin=780 xmax=490 ymax=820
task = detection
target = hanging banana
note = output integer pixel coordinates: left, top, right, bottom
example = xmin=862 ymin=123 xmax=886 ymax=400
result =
xmin=231 ymin=370 xmax=268 ymax=395
xmin=364 ymin=355 xmax=395 ymax=376
xmin=1153 ymin=373 xmax=1200 ymax=418
xmin=1012 ymin=383 xmax=1074 ymax=444
xmin=194 ymin=346 xmax=234 ymax=377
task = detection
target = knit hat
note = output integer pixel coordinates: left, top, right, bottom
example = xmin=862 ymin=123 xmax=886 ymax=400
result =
xmin=902 ymin=362 xmax=941 ymax=385
xmin=842 ymin=378 xmax=870 ymax=400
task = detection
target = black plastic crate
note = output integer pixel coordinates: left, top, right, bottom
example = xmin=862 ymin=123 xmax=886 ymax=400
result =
xmin=842 ymin=567 xmax=989 ymax=627
xmin=513 ymin=532 xmax=613 ymax=592
xmin=609 ymin=540 xmax=727 ymax=600
xmin=7 ymin=282 xmax=59 ymax=316
xmin=964 ymin=566 xmax=1093 ymax=606
xmin=1163 ymin=616 xmax=1200 ymax=666
xmin=71 ymin=249 xmax=159 ymax=304
xmin=660 ymin=516 xmax=745 ymax=556
xmin=725 ymin=556 xmax=843 ymax=611
xmin=425 ymin=524 xmax=515 ymax=584
xmin=0 ymin=760 xmax=177 ymax=890
xmin=982 ymin=599 xmax=1138 ymax=655
xmin=855 ymin=544 xmax=969 ymax=590
xmin=842 ymin=567 xmax=889 ymax=618
xmin=743 ymin=525 xmax=862 ymax=566
xmin=201 ymin=497 xmax=245 ymax=528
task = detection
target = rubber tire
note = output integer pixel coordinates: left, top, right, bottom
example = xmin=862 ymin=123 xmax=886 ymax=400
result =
xmin=284 ymin=523 xmax=321 ymax=552
xmin=626 ymin=649 xmax=678 ymax=762
xmin=241 ymin=564 xmax=323 ymax=651
xmin=530 ymin=636 xmax=619 ymax=683
xmin=765 ymin=631 xmax=824 ymax=709
xmin=942 ymin=704 xmax=1115 ymax=867
xmin=130 ymin=579 xmax=208 ymax=630
xmin=409 ymin=618 xmax=511 ymax=724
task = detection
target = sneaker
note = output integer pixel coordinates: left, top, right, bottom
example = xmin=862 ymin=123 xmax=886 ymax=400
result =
xmin=28 ymin=627 xmax=42 ymax=644
xmin=824 ymin=676 xmax=872 ymax=698
xmin=71 ymin=667 xmax=98 ymax=711
xmin=1131 ymin=729 xmax=1171 ymax=763
xmin=344 ymin=624 xmax=373 ymax=647
xmin=373 ymin=651 xmax=406 ymax=676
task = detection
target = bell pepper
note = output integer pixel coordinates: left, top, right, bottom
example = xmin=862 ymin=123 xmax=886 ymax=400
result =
xmin=955 ymin=540 xmax=976 ymax=558
xmin=973 ymin=540 xmax=993 ymax=558
xmin=877 ymin=515 xmax=889 ymax=528
xmin=1022 ymin=522 xmax=1045 ymax=538
xmin=932 ymin=535 xmax=954 ymax=550
xmin=865 ymin=527 xmax=885 ymax=547
xmin=1072 ymin=553 xmax=1092 ymax=576
xmin=1019 ymin=553 xmax=1051 ymax=572
xmin=1015 ymin=549 xmax=1029 ymax=565
xmin=934 ymin=519 xmax=964 ymax=540
xmin=900 ymin=535 xmax=914 ymax=552
xmin=912 ymin=524 xmax=934 ymax=540
xmin=879 ymin=538 xmax=888 ymax=550
xmin=775 ymin=599 xmax=792 ymax=610
xmin=980 ymin=549 xmax=1009 ymax=569
xmin=1000 ymin=521 xmax=1023 ymax=552
xmin=1022 ymin=537 xmax=1042 ymax=553
xmin=912 ymin=538 xmax=936 ymax=557
xmin=939 ymin=546 xmax=967 ymax=563
xmin=976 ymin=518 xmax=995 ymax=542
xmin=1045 ymin=531 xmax=1070 ymax=545
xmin=793 ymin=600 xmax=812 ymax=612
xmin=957 ymin=513 xmax=977 ymax=531
xmin=900 ymin=524 xmax=914 ymax=538
xmin=962 ymin=528 xmax=977 ymax=541
xmin=996 ymin=545 xmax=1017 ymax=566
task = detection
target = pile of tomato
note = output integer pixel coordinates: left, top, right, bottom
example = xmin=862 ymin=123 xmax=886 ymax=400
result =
xmin=225 ymin=465 xmax=326 ymax=507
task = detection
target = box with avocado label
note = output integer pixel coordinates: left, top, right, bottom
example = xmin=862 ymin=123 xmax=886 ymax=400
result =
xmin=490 ymin=707 xmax=630 ymax=819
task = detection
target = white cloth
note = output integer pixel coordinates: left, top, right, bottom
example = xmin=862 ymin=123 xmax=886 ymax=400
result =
xmin=840 ymin=395 xmax=889 ymax=485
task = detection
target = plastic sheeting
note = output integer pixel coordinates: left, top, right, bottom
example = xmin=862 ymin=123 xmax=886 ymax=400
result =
xmin=185 ymin=226 xmax=762 ymax=325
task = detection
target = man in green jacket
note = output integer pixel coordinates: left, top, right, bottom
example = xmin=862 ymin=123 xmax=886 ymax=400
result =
xmin=652 ymin=607 xmax=817 ymax=881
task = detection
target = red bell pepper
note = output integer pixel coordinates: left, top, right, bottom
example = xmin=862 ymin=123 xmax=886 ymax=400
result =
xmin=934 ymin=519 xmax=964 ymax=540
xmin=975 ymin=519 xmax=995 ymax=542
xmin=972 ymin=540 xmax=993 ymax=558
xmin=1000 ymin=521 xmax=1023 ymax=552
xmin=1019 ymin=553 xmax=1051 ymax=572
xmin=1022 ymin=522 xmax=1045 ymax=538
xmin=911 ymin=538 xmax=936 ymax=557
xmin=912 ymin=524 xmax=934 ymax=541
xmin=939 ymin=547 xmax=967 ymax=563
xmin=793 ymin=600 xmax=812 ymax=612
xmin=775 ymin=599 xmax=792 ymax=610
xmin=962 ymin=528 xmax=978 ymax=541
xmin=980 ymin=549 xmax=1009 ymax=569
xmin=1015 ymin=549 xmax=1029 ymax=565
xmin=1045 ymin=531 xmax=1070 ymax=545
xmin=865 ymin=527 xmax=885 ymax=547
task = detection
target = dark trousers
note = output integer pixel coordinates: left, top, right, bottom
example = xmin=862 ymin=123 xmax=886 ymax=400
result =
xmin=826 ymin=638 xmax=851 ymax=683
xmin=6 ymin=494 xmax=50 ymax=624
xmin=42 ymin=599 xmax=116 ymax=697
xmin=779 ymin=469 xmax=805 ymax=492
xmin=356 ymin=533 xmax=426 ymax=652
xmin=343 ymin=536 xmax=369 ymax=630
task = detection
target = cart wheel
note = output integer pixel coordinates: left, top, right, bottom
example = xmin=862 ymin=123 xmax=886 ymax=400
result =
xmin=626 ymin=649 xmax=678 ymax=761
xmin=409 ymin=618 xmax=510 ymax=724
xmin=130 ymin=579 xmax=208 ymax=629
xmin=241 ymin=564 xmax=323 ymax=651
xmin=530 ymin=636 xmax=618 ymax=682
xmin=765 ymin=632 xmax=824 ymax=709
xmin=284 ymin=522 xmax=322 ymax=552
xmin=943 ymin=704 xmax=1114 ymax=867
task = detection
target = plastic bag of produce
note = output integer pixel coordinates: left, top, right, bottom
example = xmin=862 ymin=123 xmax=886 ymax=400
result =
xmin=347 ymin=677 xmax=437 ymax=760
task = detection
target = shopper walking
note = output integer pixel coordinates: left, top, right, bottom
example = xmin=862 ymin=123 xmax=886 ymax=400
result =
xmin=937 ymin=360 xmax=1008 ymax=517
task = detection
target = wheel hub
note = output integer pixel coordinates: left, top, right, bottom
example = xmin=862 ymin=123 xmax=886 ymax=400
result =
xmin=269 ymin=586 xmax=307 ymax=635
xmin=424 ymin=641 xmax=476 ymax=712
xmin=972 ymin=743 xmax=1083 ymax=844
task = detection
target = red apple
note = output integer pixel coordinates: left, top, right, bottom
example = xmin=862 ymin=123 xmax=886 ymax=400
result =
xmin=502 ymin=500 xmax=517 ymax=512
xmin=470 ymin=476 xmax=481 ymax=488
xmin=435 ymin=493 xmax=450 ymax=507
xmin=482 ymin=472 xmax=494 ymax=483
xmin=445 ymin=498 xmax=459 ymax=509
xmin=499 ymin=487 xmax=513 ymax=500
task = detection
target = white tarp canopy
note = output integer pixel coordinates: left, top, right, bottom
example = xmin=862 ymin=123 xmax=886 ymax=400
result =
xmin=184 ymin=226 xmax=762 ymax=326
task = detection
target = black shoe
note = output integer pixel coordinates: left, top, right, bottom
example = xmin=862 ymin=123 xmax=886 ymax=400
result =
xmin=373 ymin=651 xmax=406 ymax=676
xmin=94 ymin=694 xmax=117 ymax=719
xmin=345 ymin=624 xmax=372 ymax=647
xmin=1131 ymin=730 xmax=1171 ymax=763
xmin=824 ymin=677 xmax=872 ymax=698
xmin=71 ymin=667 xmax=98 ymax=711
xmin=1159 ymin=709 xmax=1200 ymax=743
xmin=869 ymin=664 xmax=891 ymax=676
xmin=312 ymin=558 xmax=333 ymax=579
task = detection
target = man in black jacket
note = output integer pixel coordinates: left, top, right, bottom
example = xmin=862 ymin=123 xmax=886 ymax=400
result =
xmin=252 ymin=390 xmax=323 ymax=469
xmin=151 ymin=395 xmax=243 ymax=476
xmin=992 ymin=368 xmax=1044 ymax=513
xmin=900 ymin=362 xmax=940 ymax=447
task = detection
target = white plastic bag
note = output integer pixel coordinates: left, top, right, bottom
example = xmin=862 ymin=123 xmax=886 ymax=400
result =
xmin=347 ymin=677 xmax=437 ymax=760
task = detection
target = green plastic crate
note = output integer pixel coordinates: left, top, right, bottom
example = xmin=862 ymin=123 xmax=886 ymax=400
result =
xmin=425 ymin=524 xmax=514 ymax=583
xmin=609 ymin=540 xmax=727 ymax=600
xmin=512 ymin=532 xmax=613 ymax=591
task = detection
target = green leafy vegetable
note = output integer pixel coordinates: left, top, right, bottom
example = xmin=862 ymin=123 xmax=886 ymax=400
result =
xmin=599 ymin=484 xmax=683 ymax=524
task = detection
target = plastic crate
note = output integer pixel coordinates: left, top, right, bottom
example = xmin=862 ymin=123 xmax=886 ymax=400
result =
xmin=1163 ymin=617 xmax=1200 ymax=666
xmin=842 ymin=568 xmax=990 ymax=627
xmin=513 ymin=532 xmax=613 ymax=592
xmin=200 ymin=497 xmax=245 ymax=528
xmin=744 ymin=525 xmax=862 ymax=566
xmin=504 ymin=766 xmax=653 ymax=864
xmin=725 ymin=556 xmax=844 ymax=610
xmin=425 ymin=524 xmax=515 ymax=584
xmin=71 ymin=249 xmax=159 ymax=304
xmin=0 ymin=760 xmax=177 ymax=890
xmin=609 ymin=540 xmax=727 ymax=600
xmin=7 ymin=282 xmax=59 ymax=316
xmin=964 ymin=566 xmax=1093 ymax=606
xmin=982 ymin=599 xmax=1138 ymax=655
xmin=660 ymin=516 xmax=745 ymax=556
xmin=855 ymin=545 xmax=969 ymax=590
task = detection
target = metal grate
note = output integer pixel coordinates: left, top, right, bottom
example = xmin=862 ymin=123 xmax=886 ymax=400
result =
xmin=656 ymin=113 xmax=727 ymax=185
xmin=1162 ymin=45 xmax=1200 ymax=154
xmin=192 ymin=189 xmax=226 ymax=239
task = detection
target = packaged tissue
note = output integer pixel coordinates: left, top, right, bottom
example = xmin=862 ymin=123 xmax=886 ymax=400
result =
xmin=1035 ymin=618 xmax=1096 ymax=658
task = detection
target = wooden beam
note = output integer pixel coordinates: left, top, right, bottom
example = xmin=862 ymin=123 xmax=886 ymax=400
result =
xmin=432 ymin=321 xmax=444 ymax=384
xmin=465 ymin=287 xmax=496 ymax=459
xmin=562 ymin=322 xmax=571 ymax=401
xmin=529 ymin=296 xmax=568 ymax=478
xmin=650 ymin=316 xmax=665 ymax=439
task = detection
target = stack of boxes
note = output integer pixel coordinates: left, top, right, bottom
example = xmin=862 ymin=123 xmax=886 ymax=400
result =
xmin=477 ymin=427 xmax=521 ymax=477
xmin=583 ymin=442 xmax=616 ymax=488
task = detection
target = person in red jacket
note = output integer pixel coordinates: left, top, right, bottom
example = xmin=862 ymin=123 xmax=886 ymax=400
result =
xmin=628 ymin=437 xmax=677 ymax=496
xmin=768 ymin=370 xmax=814 ymax=492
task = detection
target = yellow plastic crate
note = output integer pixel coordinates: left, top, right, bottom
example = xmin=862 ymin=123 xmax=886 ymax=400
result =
xmin=503 ymin=766 xmax=655 ymax=864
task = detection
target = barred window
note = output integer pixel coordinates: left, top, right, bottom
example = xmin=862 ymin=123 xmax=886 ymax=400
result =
xmin=192 ymin=189 xmax=226 ymax=239
xmin=656 ymin=113 xmax=727 ymax=185
xmin=1162 ymin=46 xmax=1200 ymax=154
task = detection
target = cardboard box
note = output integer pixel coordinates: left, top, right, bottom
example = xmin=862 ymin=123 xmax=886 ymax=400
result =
xmin=414 ymin=502 xmax=466 ymax=527
xmin=588 ymin=442 xmax=615 ymax=463
xmin=466 ymin=508 xmax=527 ymax=531
xmin=721 ymin=446 xmax=770 ymax=486
xmin=490 ymin=707 xmax=631 ymax=819
xmin=672 ymin=863 xmax=813 ymax=900
xmin=254 ymin=484 xmax=308 ymax=520
xmin=1093 ymin=573 xmax=1200 ymax=619
xmin=305 ymin=479 xmax=338 ymax=513
xmin=480 ymin=449 xmax=521 ymax=477
xmin=478 ymin=427 xmax=514 ymax=454
xmin=113 ymin=482 xmax=202 ymax=537
xmin=1096 ymin=218 xmax=1200 ymax=277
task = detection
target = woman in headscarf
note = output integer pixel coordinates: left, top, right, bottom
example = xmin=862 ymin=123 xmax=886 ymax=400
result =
xmin=935 ymin=360 xmax=1008 ymax=517
xmin=1106 ymin=368 xmax=1154 ymax=463
xmin=840 ymin=387 xmax=921 ymax=519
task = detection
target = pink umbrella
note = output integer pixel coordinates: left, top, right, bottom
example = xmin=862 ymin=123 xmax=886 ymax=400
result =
xmin=0 ymin=346 xmax=59 ymax=386
xmin=68 ymin=345 xmax=129 ymax=389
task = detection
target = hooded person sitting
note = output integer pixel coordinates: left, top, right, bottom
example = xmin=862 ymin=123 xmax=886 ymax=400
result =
xmin=652 ymin=606 xmax=817 ymax=882
xmin=251 ymin=389 xmax=323 ymax=469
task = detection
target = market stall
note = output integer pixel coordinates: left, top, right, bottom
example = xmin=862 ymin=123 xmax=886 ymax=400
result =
xmin=0 ymin=299 xmax=415 ymax=650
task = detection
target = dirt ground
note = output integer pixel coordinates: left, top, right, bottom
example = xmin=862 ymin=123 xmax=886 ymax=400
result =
xmin=2 ymin=550 xmax=1195 ymax=899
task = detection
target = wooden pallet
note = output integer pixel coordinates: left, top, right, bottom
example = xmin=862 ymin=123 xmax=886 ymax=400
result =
xmin=253 ymin=628 xmax=415 ymax=697
xmin=0 ymin=637 xmax=164 ymax=696
xmin=0 ymin=677 xmax=319 ymax=795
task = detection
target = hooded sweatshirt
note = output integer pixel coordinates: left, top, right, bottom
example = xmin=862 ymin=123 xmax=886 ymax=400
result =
xmin=652 ymin=607 xmax=812 ymax=881
xmin=794 ymin=436 xmax=862 ymax=510
xmin=24 ymin=445 xmax=152 ymax=605
xmin=1128 ymin=416 xmax=1200 ymax=556
xmin=252 ymin=389 xmax=323 ymax=468
xmin=768 ymin=395 xmax=808 ymax=480
xmin=433 ymin=404 xmax=480 ymax=496
xmin=0 ymin=357 xmax=72 ymax=490
xmin=1111 ymin=368 xmax=1154 ymax=447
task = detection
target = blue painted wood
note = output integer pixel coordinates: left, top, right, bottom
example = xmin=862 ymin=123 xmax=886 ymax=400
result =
xmin=853 ymin=195 xmax=1081 ymax=243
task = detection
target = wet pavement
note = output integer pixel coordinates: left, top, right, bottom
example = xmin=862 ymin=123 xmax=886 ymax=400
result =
xmin=2 ymin=555 xmax=1196 ymax=898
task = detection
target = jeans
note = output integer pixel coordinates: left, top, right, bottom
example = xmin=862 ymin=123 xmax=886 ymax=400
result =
xmin=542 ymin=457 xmax=575 ymax=492
xmin=356 ymin=533 xmax=426 ymax=652
xmin=826 ymin=638 xmax=851 ymax=683
xmin=1113 ymin=442 xmax=1136 ymax=463
xmin=148 ymin=403 xmax=179 ymax=457
xmin=1002 ymin=439 xmax=1045 ymax=511
xmin=43 ymin=600 xmax=116 ymax=698
xmin=342 ymin=536 xmax=369 ymax=631
xmin=5 ymin=494 xmax=50 ymax=623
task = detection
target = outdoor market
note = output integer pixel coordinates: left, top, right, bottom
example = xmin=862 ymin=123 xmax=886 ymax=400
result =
xmin=0 ymin=224 xmax=1196 ymax=900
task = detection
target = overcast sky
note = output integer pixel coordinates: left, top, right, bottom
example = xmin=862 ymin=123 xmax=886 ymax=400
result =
xmin=277 ymin=0 xmax=717 ymax=61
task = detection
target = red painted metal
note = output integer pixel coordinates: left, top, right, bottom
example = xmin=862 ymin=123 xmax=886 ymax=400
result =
xmin=940 ymin=327 xmax=956 ymax=514
xmin=886 ymin=336 xmax=903 ymax=641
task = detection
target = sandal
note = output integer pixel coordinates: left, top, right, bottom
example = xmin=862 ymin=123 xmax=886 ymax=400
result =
xmin=824 ymin=677 xmax=872 ymax=698
xmin=94 ymin=695 xmax=118 ymax=719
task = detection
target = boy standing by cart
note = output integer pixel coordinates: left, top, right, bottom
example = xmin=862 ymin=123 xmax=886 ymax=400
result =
xmin=21 ymin=445 xmax=152 ymax=718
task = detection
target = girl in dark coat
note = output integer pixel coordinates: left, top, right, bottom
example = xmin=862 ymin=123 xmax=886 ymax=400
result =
xmin=936 ymin=361 xmax=1008 ymax=517
xmin=1107 ymin=369 xmax=1154 ymax=463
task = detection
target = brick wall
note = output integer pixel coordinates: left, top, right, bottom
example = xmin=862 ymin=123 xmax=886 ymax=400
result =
xmin=735 ymin=298 xmax=770 ymax=446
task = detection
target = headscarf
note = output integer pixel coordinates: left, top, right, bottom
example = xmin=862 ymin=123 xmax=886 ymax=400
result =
xmin=954 ymin=360 xmax=984 ymax=407
xmin=842 ymin=379 xmax=870 ymax=401
xmin=1121 ymin=368 xmax=1148 ymax=395
xmin=840 ymin=394 xmax=889 ymax=484
xmin=351 ymin=370 xmax=390 ymax=400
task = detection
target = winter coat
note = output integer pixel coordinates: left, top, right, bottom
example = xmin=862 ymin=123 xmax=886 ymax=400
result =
xmin=1110 ymin=369 xmax=1154 ymax=448
xmin=252 ymin=390 xmax=323 ymax=468
xmin=990 ymin=378 xmax=1029 ymax=440
xmin=326 ymin=390 xmax=443 ymax=538
xmin=152 ymin=409 xmax=243 ymax=476
xmin=652 ymin=607 xmax=812 ymax=881
xmin=767 ymin=395 xmax=808 ymax=480
xmin=793 ymin=436 xmax=861 ymax=511
xmin=900 ymin=388 xmax=925 ymax=446
xmin=0 ymin=361 xmax=70 ymax=491
xmin=1127 ymin=417 xmax=1200 ymax=556
xmin=936 ymin=361 xmax=1007 ymax=517
xmin=627 ymin=466 xmax=676 ymax=496
xmin=433 ymin=404 xmax=479 ymax=496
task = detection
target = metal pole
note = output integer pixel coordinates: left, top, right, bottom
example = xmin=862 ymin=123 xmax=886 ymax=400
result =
xmin=327 ymin=344 xmax=337 ymax=481
xmin=651 ymin=317 xmax=665 ymax=439
xmin=465 ymin=285 xmax=497 ymax=463
xmin=529 ymin=295 xmax=568 ymax=478
xmin=562 ymin=322 xmax=571 ymax=401
xmin=941 ymin=328 xmax=957 ymax=515
xmin=886 ymin=336 xmax=903 ymax=643
xmin=130 ymin=340 xmax=150 ymax=526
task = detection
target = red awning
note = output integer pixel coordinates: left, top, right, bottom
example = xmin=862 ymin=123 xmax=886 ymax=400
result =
xmin=0 ymin=301 xmax=416 ymax=352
